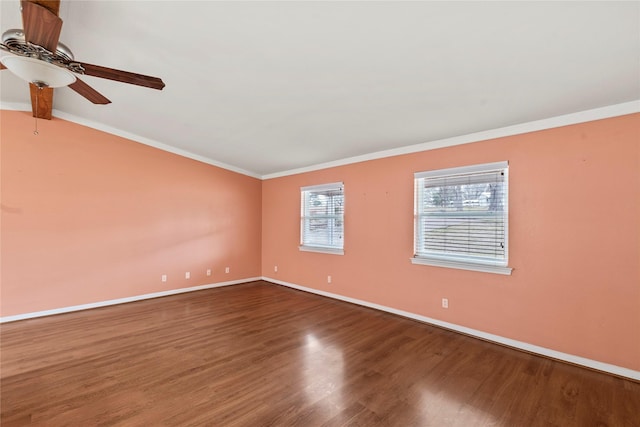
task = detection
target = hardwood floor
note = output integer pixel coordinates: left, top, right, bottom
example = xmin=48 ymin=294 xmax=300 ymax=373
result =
xmin=1 ymin=280 xmax=638 ymax=426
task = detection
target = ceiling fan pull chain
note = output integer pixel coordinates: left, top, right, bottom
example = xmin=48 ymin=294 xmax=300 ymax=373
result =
xmin=34 ymin=88 xmax=39 ymax=135
xmin=33 ymin=85 xmax=42 ymax=135
xmin=34 ymin=86 xmax=39 ymax=135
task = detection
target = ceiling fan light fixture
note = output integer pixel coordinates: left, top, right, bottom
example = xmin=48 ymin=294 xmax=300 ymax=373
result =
xmin=0 ymin=55 xmax=76 ymax=88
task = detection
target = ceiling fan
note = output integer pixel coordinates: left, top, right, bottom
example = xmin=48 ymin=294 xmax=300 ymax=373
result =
xmin=0 ymin=0 xmax=165 ymax=121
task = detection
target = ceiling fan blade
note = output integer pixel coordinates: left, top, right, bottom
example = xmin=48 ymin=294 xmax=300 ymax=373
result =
xmin=68 ymin=78 xmax=111 ymax=104
xmin=27 ymin=0 xmax=60 ymax=16
xmin=0 ymin=63 xmax=6 ymax=70
xmin=20 ymin=1 xmax=61 ymax=119
xmin=75 ymin=62 xmax=165 ymax=90
xmin=21 ymin=0 xmax=63 ymax=51
xmin=29 ymin=83 xmax=54 ymax=119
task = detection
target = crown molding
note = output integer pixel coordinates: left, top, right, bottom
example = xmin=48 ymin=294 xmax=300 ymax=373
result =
xmin=0 ymin=102 xmax=261 ymax=179
xmin=262 ymin=100 xmax=639 ymax=179
xmin=4 ymin=100 xmax=638 ymax=181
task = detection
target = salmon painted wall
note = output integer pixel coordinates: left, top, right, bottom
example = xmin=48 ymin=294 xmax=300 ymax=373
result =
xmin=262 ymin=113 xmax=640 ymax=371
xmin=1 ymin=110 xmax=262 ymax=317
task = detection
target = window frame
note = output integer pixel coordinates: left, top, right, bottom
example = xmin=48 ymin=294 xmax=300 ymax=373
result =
xmin=411 ymin=161 xmax=512 ymax=275
xmin=299 ymin=182 xmax=345 ymax=255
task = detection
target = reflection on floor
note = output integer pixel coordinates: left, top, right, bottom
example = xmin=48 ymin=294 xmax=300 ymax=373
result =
xmin=1 ymin=280 xmax=638 ymax=426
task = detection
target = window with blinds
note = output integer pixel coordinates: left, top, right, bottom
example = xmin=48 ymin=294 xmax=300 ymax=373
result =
xmin=413 ymin=162 xmax=512 ymax=274
xmin=300 ymin=182 xmax=344 ymax=254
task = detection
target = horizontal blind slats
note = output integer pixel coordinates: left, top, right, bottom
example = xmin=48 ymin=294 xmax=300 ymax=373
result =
xmin=421 ymin=171 xmax=504 ymax=189
xmin=414 ymin=163 xmax=508 ymax=265
xmin=301 ymin=184 xmax=344 ymax=250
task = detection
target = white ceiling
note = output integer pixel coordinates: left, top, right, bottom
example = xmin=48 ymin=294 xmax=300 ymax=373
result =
xmin=1 ymin=1 xmax=639 ymax=178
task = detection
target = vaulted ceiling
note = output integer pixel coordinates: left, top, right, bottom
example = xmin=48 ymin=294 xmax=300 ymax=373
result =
xmin=1 ymin=1 xmax=638 ymax=178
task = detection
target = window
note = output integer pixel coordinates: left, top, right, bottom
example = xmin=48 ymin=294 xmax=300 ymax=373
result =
xmin=412 ymin=161 xmax=512 ymax=275
xmin=300 ymin=182 xmax=344 ymax=254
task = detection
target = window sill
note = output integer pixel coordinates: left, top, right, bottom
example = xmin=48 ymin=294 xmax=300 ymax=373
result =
xmin=299 ymin=245 xmax=344 ymax=255
xmin=411 ymin=257 xmax=512 ymax=275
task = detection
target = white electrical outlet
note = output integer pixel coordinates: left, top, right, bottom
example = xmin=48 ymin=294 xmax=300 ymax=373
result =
xmin=225 ymin=267 xmax=230 ymax=273
xmin=161 ymin=274 xmax=167 ymax=282
xmin=327 ymin=275 xmax=332 ymax=284
xmin=274 ymin=265 xmax=278 ymax=272
xmin=185 ymin=272 xmax=190 ymax=279
xmin=206 ymin=269 xmax=212 ymax=276
xmin=442 ymin=298 xmax=449 ymax=308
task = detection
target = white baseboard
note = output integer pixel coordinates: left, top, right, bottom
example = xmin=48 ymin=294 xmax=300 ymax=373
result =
xmin=262 ymin=276 xmax=640 ymax=381
xmin=0 ymin=277 xmax=262 ymax=323
xmin=3 ymin=276 xmax=637 ymax=381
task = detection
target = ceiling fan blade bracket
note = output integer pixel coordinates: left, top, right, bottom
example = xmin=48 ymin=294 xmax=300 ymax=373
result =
xmin=67 ymin=62 xmax=85 ymax=74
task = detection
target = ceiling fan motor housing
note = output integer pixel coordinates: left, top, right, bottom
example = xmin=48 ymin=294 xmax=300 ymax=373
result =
xmin=2 ymin=28 xmax=75 ymax=61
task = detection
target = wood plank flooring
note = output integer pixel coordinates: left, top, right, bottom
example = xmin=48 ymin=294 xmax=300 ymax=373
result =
xmin=1 ymin=280 xmax=639 ymax=426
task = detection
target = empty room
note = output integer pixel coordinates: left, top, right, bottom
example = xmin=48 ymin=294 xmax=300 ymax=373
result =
xmin=1 ymin=1 xmax=639 ymax=426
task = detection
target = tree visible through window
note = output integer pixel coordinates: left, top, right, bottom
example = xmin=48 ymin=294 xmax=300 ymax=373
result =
xmin=413 ymin=162 xmax=511 ymax=274
xmin=300 ymin=182 xmax=344 ymax=254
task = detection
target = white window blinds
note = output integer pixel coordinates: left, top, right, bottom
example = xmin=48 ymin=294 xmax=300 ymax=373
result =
xmin=414 ymin=162 xmax=509 ymax=268
xmin=300 ymin=182 xmax=344 ymax=253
